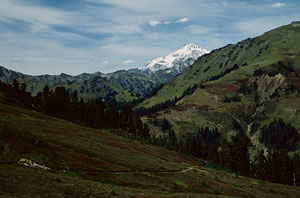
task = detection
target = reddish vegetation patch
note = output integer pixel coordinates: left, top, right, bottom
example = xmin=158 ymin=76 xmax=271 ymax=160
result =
xmin=174 ymin=104 xmax=197 ymax=111
xmin=206 ymin=82 xmax=238 ymax=95
xmin=289 ymin=77 xmax=300 ymax=88
xmin=196 ymin=105 xmax=214 ymax=111
xmin=0 ymin=97 xmax=9 ymax=105
xmin=163 ymin=107 xmax=172 ymax=114
xmin=233 ymin=79 xmax=248 ymax=86
xmin=74 ymin=154 xmax=108 ymax=167
xmin=221 ymin=187 xmax=255 ymax=198
xmin=255 ymin=54 xmax=261 ymax=58
xmin=0 ymin=108 xmax=24 ymax=118
xmin=174 ymin=104 xmax=213 ymax=112
xmin=282 ymin=52 xmax=294 ymax=56
xmin=105 ymin=138 xmax=137 ymax=153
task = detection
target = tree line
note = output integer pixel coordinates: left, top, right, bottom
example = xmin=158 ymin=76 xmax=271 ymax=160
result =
xmin=0 ymin=79 xmax=32 ymax=108
xmin=1 ymin=79 xmax=299 ymax=186
xmin=137 ymin=83 xmax=203 ymax=115
xmin=148 ymin=115 xmax=300 ymax=186
xmin=0 ymin=80 xmax=150 ymax=139
xmin=260 ymin=118 xmax=299 ymax=151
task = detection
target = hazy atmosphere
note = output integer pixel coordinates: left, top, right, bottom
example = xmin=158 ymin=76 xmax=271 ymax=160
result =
xmin=0 ymin=0 xmax=299 ymax=75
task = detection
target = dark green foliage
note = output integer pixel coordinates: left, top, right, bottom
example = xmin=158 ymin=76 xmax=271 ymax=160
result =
xmin=168 ymin=129 xmax=177 ymax=149
xmin=251 ymin=150 xmax=267 ymax=180
xmin=291 ymin=154 xmax=300 ymax=187
xmin=12 ymin=79 xmax=19 ymax=92
xmin=55 ymin=177 xmax=62 ymax=183
xmin=223 ymin=95 xmax=241 ymax=103
xmin=212 ymin=189 xmax=220 ymax=195
xmin=208 ymin=64 xmax=239 ymax=82
xmin=185 ymin=127 xmax=221 ymax=161
xmin=232 ymin=119 xmax=242 ymax=131
xmin=249 ymin=148 xmax=300 ymax=186
xmin=253 ymin=69 xmax=263 ymax=76
xmin=173 ymin=181 xmax=182 ymax=190
xmin=237 ymin=84 xmax=252 ymax=95
xmin=109 ymin=190 xmax=118 ymax=196
xmin=203 ymin=66 xmax=211 ymax=73
xmin=119 ymin=104 xmax=149 ymax=138
xmin=35 ymin=92 xmax=43 ymax=107
xmin=265 ymin=149 xmax=293 ymax=185
xmin=254 ymin=61 xmax=295 ymax=77
xmin=148 ymin=129 xmax=180 ymax=151
xmin=219 ymin=132 xmax=250 ymax=176
xmin=33 ymin=139 xmax=50 ymax=148
xmin=0 ymin=82 xmax=151 ymax=140
xmin=260 ymin=118 xmax=299 ymax=150
xmin=137 ymin=84 xmax=198 ymax=115
xmin=223 ymin=96 xmax=231 ymax=103
xmin=285 ymin=83 xmax=297 ymax=96
xmin=53 ymin=87 xmax=71 ymax=119
xmin=0 ymin=79 xmax=32 ymax=108
xmin=152 ymin=117 xmax=159 ymax=126
xmin=70 ymin=90 xmax=79 ymax=120
xmin=200 ymin=181 xmax=206 ymax=187
xmin=162 ymin=118 xmax=171 ymax=131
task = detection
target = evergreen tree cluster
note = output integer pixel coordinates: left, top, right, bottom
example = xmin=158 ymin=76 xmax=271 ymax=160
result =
xmin=260 ymin=118 xmax=299 ymax=150
xmin=35 ymin=85 xmax=150 ymax=139
xmin=207 ymin=63 xmax=239 ymax=82
xmin=148 ymin=116 xmax=299 ymax=186
xmin=251 ymin=149 xmax=300 ymax=186
xmin=185 ymin=127 xmax=221 ymax=161
xmin=219 ymin=132 xmax=250 ymax=176
xmin=137 ymin=84 xmax=201 ymax=115
xmin=237 ymin=83 xmax=252 ymax=95
xmin=0 ymin=79 xmax=32 ymax=108
xmin=161 ymin=118 xmax=171 ymax=131
xmin=0 ymin=80 xmax=149 ymax=139
xmin=223 ymin=95 xmax=241 ymax=103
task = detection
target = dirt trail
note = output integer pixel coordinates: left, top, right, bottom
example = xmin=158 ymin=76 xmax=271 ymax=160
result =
xmin=4 ymin=162 xmax=200 ymax=175
xmin=83 ymin=166 xmax=199 ymax=175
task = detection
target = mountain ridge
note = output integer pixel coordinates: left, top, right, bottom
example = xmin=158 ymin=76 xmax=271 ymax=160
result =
xmin=139 ymin=21 xmax=300 ymax=160
xmin=0 ymin=43 xmax=208 ymax=101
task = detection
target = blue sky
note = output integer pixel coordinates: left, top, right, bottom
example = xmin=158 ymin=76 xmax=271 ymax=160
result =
xmin=0 ymin=0 xmax=299 ymax=75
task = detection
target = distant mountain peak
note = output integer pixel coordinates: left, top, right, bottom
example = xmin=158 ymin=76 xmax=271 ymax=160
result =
xmin=139 ymin=43 xmax=209 ymax=73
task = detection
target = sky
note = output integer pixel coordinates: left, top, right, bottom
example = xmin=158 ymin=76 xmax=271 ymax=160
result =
xmin=0 ymin=0 xmax=299 ymax=75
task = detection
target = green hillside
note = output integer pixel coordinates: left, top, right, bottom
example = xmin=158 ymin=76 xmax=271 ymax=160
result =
xmin=103 ymin=70 xmax=159 ymax=98
xmin=139 ymin=22 xmax=300 ymax=130
xmin=138 ymin=22 xmax=300 ymax=167
xmin=140 ymin=21 xmax=300 ymax=108
xmin=1 ymin=91 xmax=299 ymax=197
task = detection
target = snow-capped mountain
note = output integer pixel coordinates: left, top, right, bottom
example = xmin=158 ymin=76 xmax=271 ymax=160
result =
xmin=139 ymin=43 xmax=209 ymax=74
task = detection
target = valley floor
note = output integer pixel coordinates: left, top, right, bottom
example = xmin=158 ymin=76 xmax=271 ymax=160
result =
xmin=0 ymin=93 xmax=300 ymax=197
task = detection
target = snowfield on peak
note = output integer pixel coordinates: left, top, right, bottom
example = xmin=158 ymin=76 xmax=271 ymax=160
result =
xmin=139 ymin=43 xmax=209 ymax=73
